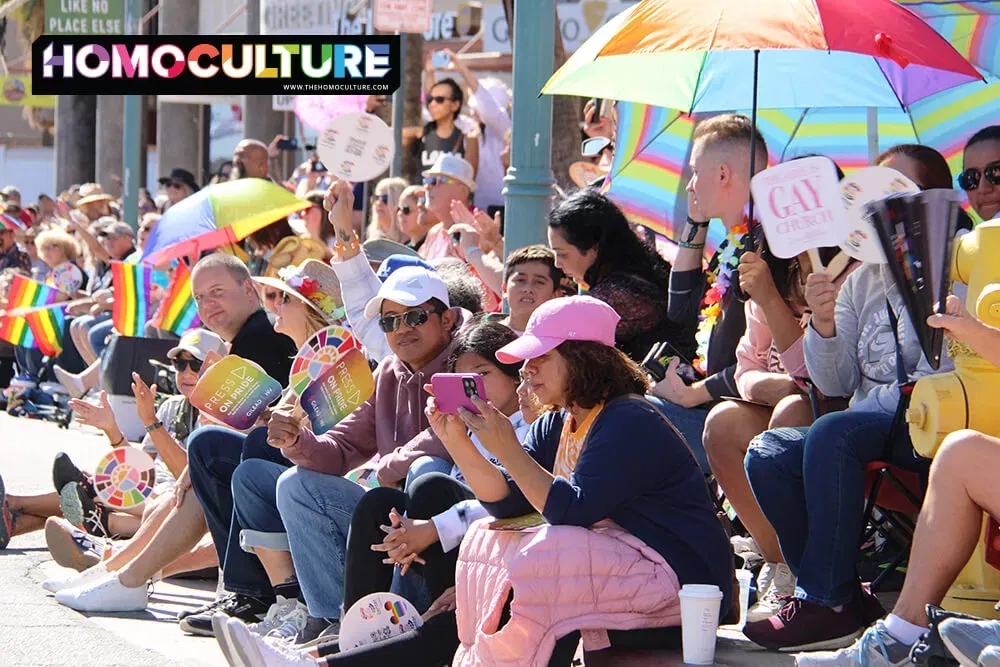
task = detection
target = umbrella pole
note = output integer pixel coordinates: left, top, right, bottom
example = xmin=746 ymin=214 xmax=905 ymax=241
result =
xmin=747 ymin=48 xmax=760 ymax=252
xmin=736 ymin=49 xmax=761 ymax=304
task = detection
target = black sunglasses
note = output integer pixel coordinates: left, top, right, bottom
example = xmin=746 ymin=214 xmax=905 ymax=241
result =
xmin=371 ymin=194 xmax=390 ymax=205
xmin=173 ymin=358 xmax=203 ymax=373
xmin=958 ymin=163 xmax=1000 ymax=192
xmin=426 ymin=95 xmax=453 ymax=106
xmin=378 ymin=307 xmax=440 ymax=333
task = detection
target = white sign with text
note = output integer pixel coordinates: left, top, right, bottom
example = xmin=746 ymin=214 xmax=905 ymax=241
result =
xmin=751 ymin=157 xmax=849 ymax=259
xmin=838 ymin=166 xmax=920 ymax=264
xmin=315 ymin=112 xmax=394 ymax=183
xmin=374 ymin=0 xmax=432 ymax=33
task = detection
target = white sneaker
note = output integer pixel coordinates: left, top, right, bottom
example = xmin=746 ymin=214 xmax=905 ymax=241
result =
xmin=229 ymin=617 xmax=317 ymax=667
xmin=979 ymin=645 xmax=1000 ymax=667
xmin=747 ymin=562 xmax=796 ymax=623
xmin=216 ymin=597 xmax=304 ymax=667
xmin=795 ymin=621 xmax=914 ymax=666
xmin=55 ymin=573 xmax=148 ymax=612
xmin=42 ymin=562 xmax=108 ymax=594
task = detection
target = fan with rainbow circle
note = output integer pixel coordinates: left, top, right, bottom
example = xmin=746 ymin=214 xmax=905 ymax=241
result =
xmin=93 ymin=447 xmax=156 ymax=509
xmin=290 ymin=325 xmax=363 ymax=395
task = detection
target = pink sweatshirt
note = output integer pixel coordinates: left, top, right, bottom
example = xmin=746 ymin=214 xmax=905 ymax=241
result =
xmin=734 ymin=265 xmax=856 ymax=401
xmin=282 ymin=310 xmax=471 ymax=485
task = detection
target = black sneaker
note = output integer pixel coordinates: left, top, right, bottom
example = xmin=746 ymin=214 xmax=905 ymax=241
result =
xmin=177 ymin=594 xmax=232 ymax=623
xmin=59 ymin=482 xmax=110 ymax=539
xmin=179 ymin=593 xmax=273 ymax=637
xmin=52 ymin=452 xmax=88 ymax=494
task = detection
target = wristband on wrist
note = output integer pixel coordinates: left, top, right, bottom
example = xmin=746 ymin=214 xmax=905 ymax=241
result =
xmin=109 ymin=432 xmax=126 ymax=447
xmin=144 ymin=420 xmax=164 ymax=434
xmin=685 ymin=217 xmax=710 ymax=227
xmin=678 ymin=241 xmax=706 ymax=250
xmin=683 ymin=218 xmax=710 ymax=245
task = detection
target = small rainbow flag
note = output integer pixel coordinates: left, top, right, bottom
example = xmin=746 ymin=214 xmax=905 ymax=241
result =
xmin=24 ymin=304 xmax=67 ymax=356
xmin=151 ymin=261 xmax=200 ymax=335
xmin=0 ymin=275 xmax=66 ymax=349
xmin=0 ymin=312 xmax=32 ymax=347
xmin=111 ymin=261 xmax=153 ymax=337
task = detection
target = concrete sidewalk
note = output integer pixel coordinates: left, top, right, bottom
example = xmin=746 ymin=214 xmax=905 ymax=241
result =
xmin=0 ymin=412 xmax=794 ymax=666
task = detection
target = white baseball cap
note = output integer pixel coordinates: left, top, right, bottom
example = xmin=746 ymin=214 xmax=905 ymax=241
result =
xmin=422 ymin=152 xmax=477 ymax=192
xmin=364 ymin=266 xmax=450 ymax=320
xmin=167 ymin=329 xmax=228 ymax=361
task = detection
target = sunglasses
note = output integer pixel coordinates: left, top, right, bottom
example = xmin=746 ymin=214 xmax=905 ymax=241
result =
xmin=423 ymin=176 xmax=459 ymax=187
xmin=378 ymin=307 xmax=440 ymax=333
xmin=166 ymin=181 xmax=186 ymax=189
xmin=173 ymin=358 xmax=203 ymax=373
xmin=426 ymin=96 xmax=453 ymax=106
xmin=958 ymin=163 xmax=1000 ymax=192
xmin=371 ymin=194 xmax=390 ymax=205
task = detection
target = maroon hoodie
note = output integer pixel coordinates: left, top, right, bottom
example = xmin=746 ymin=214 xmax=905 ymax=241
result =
xmin=282 ymin=310 xmax=471 ymax=485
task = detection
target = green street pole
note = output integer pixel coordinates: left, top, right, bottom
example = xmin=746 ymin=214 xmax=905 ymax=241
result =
xmin=502 ymin=0 xmax=557 ymax=258
xmin=121 ymin=0 xmax=143 ymax=230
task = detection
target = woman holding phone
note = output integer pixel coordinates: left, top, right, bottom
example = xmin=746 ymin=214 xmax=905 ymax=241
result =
xmin=435 ymin=296 xmax=733 ymax=666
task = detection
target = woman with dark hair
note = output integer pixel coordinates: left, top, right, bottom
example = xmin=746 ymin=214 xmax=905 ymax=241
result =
xmin=246 ymin=217 xmax=296 ymax=276
xmin=875 ymin=144 xmax=953 ymax=190
xmin=547 ymin=188 xmax=697 ymax=363
xmin=418 ymin=73 xmax=479 ymax=175
xmin=434 ymin=296 xmax=733 ymax=666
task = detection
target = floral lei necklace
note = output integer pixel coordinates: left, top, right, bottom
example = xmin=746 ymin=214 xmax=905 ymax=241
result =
xmin=693 ymin=205 xmax=755 ymax=374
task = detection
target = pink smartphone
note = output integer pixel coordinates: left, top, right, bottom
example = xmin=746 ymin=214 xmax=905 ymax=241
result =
xmin=432 ymin=373 xmax=486 ymax=415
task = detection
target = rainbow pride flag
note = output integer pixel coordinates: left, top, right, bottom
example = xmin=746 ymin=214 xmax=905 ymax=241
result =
xmin=0 ymin=275 xmax=66 ymax=349
xmin=0 ymin=312 xmax=32 ymax=347
xmin=151 ymin=261 xmax=200 ymax=335
xmin=24 ymin=304 xmax=67 ymax=356
xmin=111 ymin=261 xmax=153 ymax=337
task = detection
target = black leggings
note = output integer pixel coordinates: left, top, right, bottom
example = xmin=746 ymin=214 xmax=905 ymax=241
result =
xmin=321 ymin=473 xmax=474 ymax=667
xmin=341 ymin=472 xmax=475 ymax=611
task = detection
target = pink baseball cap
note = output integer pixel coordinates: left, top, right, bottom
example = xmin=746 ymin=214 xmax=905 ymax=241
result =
xmin=495 ymin=296 xmax=620 ymax=364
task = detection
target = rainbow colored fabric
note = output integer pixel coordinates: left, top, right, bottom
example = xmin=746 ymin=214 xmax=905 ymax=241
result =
xmin=151 ymin=261 xmax=201 ymax=336
xmin=0 ymin=275 xmax=66 ymax=351
xmin=897 ymin=1 xmax=1000 ymax=77
xmin=111 ymin=261 xmax=153 ymax=337
xmin=606 ymin=73 xmax=1000 ymax=239
xmin=24 ymin=305 xmax=67 ymax=356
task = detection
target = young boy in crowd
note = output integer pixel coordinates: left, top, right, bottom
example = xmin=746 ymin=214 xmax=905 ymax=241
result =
xmin=496 ymin=245 xmax=563 ymax=335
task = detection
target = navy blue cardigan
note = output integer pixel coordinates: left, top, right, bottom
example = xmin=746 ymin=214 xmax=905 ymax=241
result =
xmin=481 ymin=397 xmax=734 ymax=617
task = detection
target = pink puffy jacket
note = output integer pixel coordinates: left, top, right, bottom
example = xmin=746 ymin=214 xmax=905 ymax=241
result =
xmin=453 ymin=518 xmax=682 ymax=666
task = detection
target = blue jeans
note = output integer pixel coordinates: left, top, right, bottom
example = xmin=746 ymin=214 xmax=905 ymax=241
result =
xmin=88 ymin=318 xmax=116 ymax=358
xmin=186 ymin=426 xmax=289 ymax=598
xmin=745 ymin=410 xmax=927 ymax=608
xmin=233 ymin=459 xmax=290 ymax=553
xmin=404 ymin=455 xmax=453 ymax=490
xmin=276 ymin=467 xmax=366 ymax=619
xmin=646 ymin=395 xmax=711 ymax=473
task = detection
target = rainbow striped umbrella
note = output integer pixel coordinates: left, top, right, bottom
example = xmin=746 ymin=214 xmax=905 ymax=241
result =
xmin=897 ymin=1 xmax=1000 ymax=77
xmin=606 ymin=76 xmax=1000 ymax=241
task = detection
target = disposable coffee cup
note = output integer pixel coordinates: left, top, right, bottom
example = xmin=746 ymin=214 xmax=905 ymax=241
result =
xmin=735 ymin=570 xmax=753 ymax=629
xmin=679 ymin=584 xmax=723 ymax=665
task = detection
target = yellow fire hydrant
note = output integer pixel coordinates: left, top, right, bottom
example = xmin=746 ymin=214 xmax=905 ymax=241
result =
xmin=906 ymin=219 xmax=1000 ymax=617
